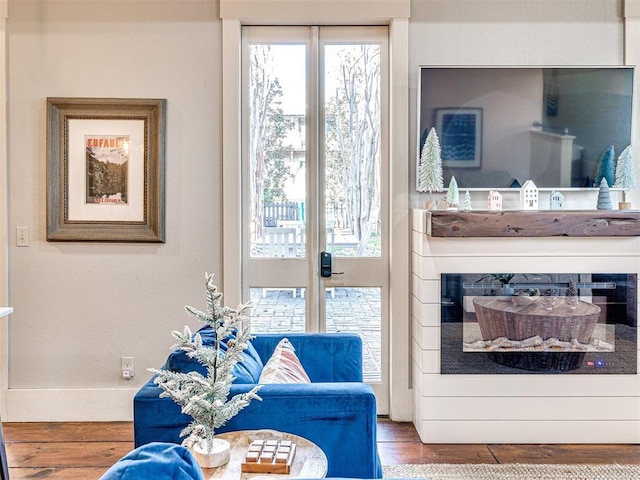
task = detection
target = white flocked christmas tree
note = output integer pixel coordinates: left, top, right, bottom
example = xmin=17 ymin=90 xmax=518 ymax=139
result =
xmin=613 ymin=145 xmax=636 ymax=190
xmin=596 ymin=178 xmax=613 ymax=210
xmin=150 ymin=273 xmax=262 ymax=456
xmin=417 ymin=127 xmax=444 ymax=204
xmin=445 ymin=176 xmax=459 ymax=209
xmin=463 ymin=190 xmax=472 ymax=211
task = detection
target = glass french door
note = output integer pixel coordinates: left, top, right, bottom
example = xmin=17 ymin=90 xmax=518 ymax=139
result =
xmin=241 ymin=26 xmax=389 ymax=412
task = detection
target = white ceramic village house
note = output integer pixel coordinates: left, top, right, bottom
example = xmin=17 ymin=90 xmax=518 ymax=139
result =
xmin=520 ymin=180 xmax=538 ymax=210
xmin=550 ymin=190 xmax=564 ymax=210
xmin=487 ymin=190 xmax=502 ymax=210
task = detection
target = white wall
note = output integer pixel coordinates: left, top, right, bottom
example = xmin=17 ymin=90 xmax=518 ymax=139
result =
xmin=6 ymin=0 xmax=223 ymax=420
xmin=0 ymin=0 xmax=9 ymax=419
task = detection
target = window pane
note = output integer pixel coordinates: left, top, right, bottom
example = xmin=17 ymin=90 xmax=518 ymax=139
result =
xmin=324 ymin=44 xmax=381 ymax=258
xmin=326 ymin=287 xmax=382 ymax=382
xmin=249 ymin=44 xmax=307 ymax=258
xmin=249 ymin=287 xmax=306 ymax=333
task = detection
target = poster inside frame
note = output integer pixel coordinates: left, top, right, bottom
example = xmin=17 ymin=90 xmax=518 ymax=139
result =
xmin=47 ymin=97 xmax=166 ymax=242
xmin=434 ymin=107 xmax=482 ymax=168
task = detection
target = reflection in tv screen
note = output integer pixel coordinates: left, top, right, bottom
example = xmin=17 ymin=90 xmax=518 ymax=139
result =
xmin=440 ymin=273 xmax=637 ymax=374
xmin=419 ymin=67 xmax=634 ymax=189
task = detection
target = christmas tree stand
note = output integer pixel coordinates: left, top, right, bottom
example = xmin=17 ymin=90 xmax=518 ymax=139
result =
xmin=190 ymin=437 xmax=231 ymax=468
xmin=619 ymin=201 xmax=632 ymax=210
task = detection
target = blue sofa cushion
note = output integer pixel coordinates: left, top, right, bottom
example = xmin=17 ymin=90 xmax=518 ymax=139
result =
xmin=99 ymin=442 xmax=204 ymax=480
xmin=165 ymin=327 xmax=263 ymax=384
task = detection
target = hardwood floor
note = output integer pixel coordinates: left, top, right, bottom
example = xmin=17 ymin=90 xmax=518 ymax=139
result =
xmin=2 ymin=419 xmax=639 ymax=479
xmin=376 ymin=420 xmax=640 ymax=466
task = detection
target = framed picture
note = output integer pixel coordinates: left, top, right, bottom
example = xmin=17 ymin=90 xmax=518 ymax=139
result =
xmin=47 ymin=97 xmax=166 ymax=242
xmin=434 ymin=107 xmax=482 ymax=168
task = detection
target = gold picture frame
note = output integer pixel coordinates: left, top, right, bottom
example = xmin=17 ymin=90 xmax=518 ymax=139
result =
xmin=47 ymin=97 xmax=166 ymax=242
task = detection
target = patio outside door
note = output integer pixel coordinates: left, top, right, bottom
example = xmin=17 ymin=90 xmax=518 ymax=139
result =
xmin=241 ymin=26 xmax=389 ymax=413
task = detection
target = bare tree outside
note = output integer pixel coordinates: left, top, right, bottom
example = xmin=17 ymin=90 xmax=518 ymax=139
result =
xmin=249 ymin=42 xmax=381 ymax=257
xmin=325 ymin=44 xmax=381 ymax=256
xmin=249 ymin=45 xmax=295 ymax=245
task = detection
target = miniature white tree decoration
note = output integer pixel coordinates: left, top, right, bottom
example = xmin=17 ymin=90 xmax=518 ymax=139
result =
xmin=596 ymin=178 xmax=613 ymax=210
xmin=614 ymin=145 xmax=636 ymax=188
xmin=445 ymin=176 xmax=459 ymax=210
xmin=613 ymin=145 xmax=636 ymax=208
xmin=150 ymin=273 xmax=262 ymax=467
xmin=463 ymin=190 xmax=472 ymax=211
xmin=417 ymin=127 xmax=444 ymax=207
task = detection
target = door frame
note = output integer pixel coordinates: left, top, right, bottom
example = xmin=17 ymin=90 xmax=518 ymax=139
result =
xmin=220 ymin=4 xmax=411 ymax=421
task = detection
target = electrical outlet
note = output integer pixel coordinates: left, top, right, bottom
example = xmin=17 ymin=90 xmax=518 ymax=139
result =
xmin=121 ymin=356 xmax=134 ymax=379
xmin=16 ymin=227 xmax=29 ymax=247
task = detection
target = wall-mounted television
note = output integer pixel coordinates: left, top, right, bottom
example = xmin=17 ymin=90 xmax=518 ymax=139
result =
xmin=418 ymin=66 xmax=634 ymax=189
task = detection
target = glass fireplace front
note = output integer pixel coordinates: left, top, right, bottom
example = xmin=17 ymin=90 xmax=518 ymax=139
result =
xmin=440 ymin=273 xmax=637 ymax=374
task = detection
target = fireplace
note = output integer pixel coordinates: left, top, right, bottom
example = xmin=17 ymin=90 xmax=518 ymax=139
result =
xmin=440 ymin=273 xmax=637 ymax=374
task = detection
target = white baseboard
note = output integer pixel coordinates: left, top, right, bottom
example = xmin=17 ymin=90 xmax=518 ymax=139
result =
xmin=5 ymin=388 xmax=138 ymax=422
xmin=414 ymin=419 xmax=640 ymax=443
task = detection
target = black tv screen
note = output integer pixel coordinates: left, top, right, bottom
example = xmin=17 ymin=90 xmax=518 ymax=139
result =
xmin=418 ymin=66 xmax=634 ymax=189
xmin=441 ymin=273 xmax=637 ymax=374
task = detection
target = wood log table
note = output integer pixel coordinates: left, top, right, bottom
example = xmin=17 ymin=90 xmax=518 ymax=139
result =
xmin=471 ymin=296 xmax=601 ymax=371
xmin=202 ymin=430 xmax=327 ymax=480
xmin=473 ymin=296 xmax=601 ymax=343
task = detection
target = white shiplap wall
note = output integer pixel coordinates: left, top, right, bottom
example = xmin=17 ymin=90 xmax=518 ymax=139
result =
xmin=411 ymin=208 xmax=640 ymax=443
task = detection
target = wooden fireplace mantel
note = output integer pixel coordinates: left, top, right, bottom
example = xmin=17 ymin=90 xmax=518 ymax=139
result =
xmin=426 ymin=210 xmax=640 ymax=237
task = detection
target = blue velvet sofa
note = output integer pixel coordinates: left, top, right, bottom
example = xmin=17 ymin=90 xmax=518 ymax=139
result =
xmin=134 ymin=331 xmax=382 ymax=479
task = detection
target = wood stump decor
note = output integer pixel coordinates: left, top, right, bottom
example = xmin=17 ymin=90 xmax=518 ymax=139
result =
xmin=472 ymin=296 xmax=601 ymax=371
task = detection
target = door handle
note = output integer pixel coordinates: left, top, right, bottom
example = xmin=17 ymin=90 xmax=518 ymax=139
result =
xmin=320 ymin=251 xmax=344 ymax=277
xmin=320 ymin=251 xmax=332 ymax=277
